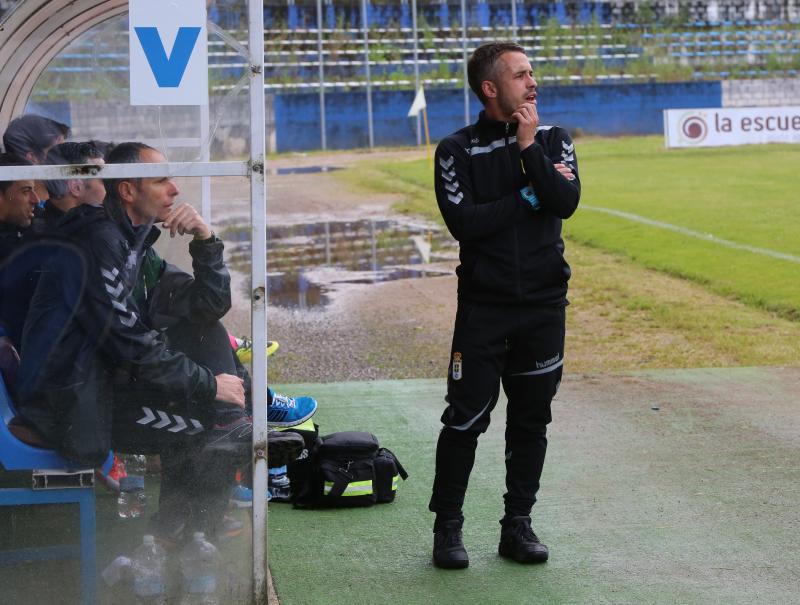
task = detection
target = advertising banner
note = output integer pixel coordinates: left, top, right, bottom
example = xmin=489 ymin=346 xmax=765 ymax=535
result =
xmin=129 ymin=0 xmax=208 ymax=106
xmin=664 ymin=106 xmax=800 ymax=148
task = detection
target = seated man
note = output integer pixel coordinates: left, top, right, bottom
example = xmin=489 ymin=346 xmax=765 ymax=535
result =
xmin=2 ymin=114 xmax=70 ymax=165
xmin=30 ymin=141 xmax=106 ymax=235
xmin=15 ymin=145 xmax=304 ymax=541
xmin=0 ymin=153 xmax=43 ymax=352
xmin=3 ymin=114 xmax=71 ymax=203
xmin=0 ymin=153 xmax=38 ymax=259
xmin=102 ymin=142 xmax=317 ymax=428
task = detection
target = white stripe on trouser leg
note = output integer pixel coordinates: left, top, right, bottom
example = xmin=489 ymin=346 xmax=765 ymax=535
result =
xmin=510 ymin=359 xmax=564 ymax=377
xmin=152 ymin=410 xmax=171 ymax=429
xmin=448 ymin=396 xmax=493 ymax=431
xmin=168 ymin=415 xmax=187 ymax=433
xmin=136 ymin=407 xmax=204 ymax=433
xmin=137 ymin=406 xmax=156 ymax=425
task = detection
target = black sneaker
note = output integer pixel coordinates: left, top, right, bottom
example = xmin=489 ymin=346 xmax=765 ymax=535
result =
xmin=266 ymin=430 xmax=304 ymax=468
xmin=432 ymin=520 xmax=469 ymax=569
xmin=498 ymin=516 xmax=549 ymax=564
xmin=202 ymin=416 xmax=254 ymax=462
xmin=202 ymin=418 xmax=304 ymax=468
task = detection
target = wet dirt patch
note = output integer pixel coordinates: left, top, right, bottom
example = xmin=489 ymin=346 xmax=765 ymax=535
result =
xmin=221 ymin=218 xmax=457 ymax=310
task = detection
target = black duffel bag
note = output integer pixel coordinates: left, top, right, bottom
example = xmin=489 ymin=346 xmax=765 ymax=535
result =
xmin=288 ymin=431 xmax=408 ymax=508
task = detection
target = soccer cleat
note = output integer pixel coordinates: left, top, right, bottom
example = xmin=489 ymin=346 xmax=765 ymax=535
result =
xmin=233 ymin=336 xmax=279 ymax=363
xmin=267 ymin=389 xmax=318 ymax=427
xmin=432 ymin=520 xmax=469 ymax=569
xmin=498 ymin=516 xmax=549 ymax=564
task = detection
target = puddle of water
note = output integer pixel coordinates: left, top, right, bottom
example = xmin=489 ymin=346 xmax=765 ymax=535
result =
xmin=224 ymin=219 xmax=456 ymax=310
xmin=266 ymin=165 xmax=342 ymax=176
xmin=267 ymin=270 xmax=329 ymax=309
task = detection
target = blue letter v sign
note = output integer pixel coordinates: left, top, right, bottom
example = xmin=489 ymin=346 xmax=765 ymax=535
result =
xmin=134 ymin=26 xmax=201 ymax=88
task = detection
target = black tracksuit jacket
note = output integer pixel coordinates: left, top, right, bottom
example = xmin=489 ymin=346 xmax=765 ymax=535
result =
xmin=434 ymin=111 xmax=581 ymax=306
xmin=0 ymin=222 xmax=30 ymax=346
xmin=16 ymin=204 xmax=220 ymax=465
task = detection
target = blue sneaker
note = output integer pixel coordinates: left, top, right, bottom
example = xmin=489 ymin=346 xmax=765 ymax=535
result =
xmin=229 ymin=469 xmax=292 ymax=507
xmin=267 ymin=389 xmax=318 ymax=428
xmin=229 ymin=484 xmax=253 ymax=508
xmin=268 ymin=466 xmax=292 ymax=502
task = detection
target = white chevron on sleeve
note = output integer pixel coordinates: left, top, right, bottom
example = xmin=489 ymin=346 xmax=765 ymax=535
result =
xmin=187 ymin=419 xmax=204 ymax=435
xmin=444 ymin=181 xmax=459 ymax=193
xmin=439 ymin=155 xmax=454 ymax=169
xmin=562 ymin=141 xmax=574 ymax=153
xmin=105 ymin=281 xmax=124 ymax=298
xmin=100 ymin=267 xmax=119 ymax=282
xmin=447 ymin=192 xmax=463 ymax=205
xmin=111 ymin=300 xmax=127 ymax=313
xmin=119 ymin=312 xmax=138 ymax=328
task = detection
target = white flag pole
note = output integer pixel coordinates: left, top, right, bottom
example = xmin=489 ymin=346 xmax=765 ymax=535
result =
xmin=407 ymin=86 xmax=431 ymax=165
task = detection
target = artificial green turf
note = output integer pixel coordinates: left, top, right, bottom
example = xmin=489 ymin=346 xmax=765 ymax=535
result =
xmin=339 ymin=137 xmax=800 ymax=318
xmin=268 ymin=372 xmax=800 ymax=605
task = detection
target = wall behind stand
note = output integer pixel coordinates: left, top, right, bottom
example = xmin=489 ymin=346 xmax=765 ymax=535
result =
xmin=38 ymin=78 xmax=800 ymax=152
xmin=273 ymin=81 xmax=723 ymax=151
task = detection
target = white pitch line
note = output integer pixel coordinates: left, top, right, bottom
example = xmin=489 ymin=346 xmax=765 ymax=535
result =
xmin=582 ymin=205 xmax=800 ymax=265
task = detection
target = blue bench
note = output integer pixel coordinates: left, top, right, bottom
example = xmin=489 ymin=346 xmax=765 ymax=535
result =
xmin=0 ymin=362 xmax=112 ymax=605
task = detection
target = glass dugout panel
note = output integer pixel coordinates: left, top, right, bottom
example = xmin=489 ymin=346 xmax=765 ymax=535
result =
xmin=0 ymin=1 xmax=259 ymax=603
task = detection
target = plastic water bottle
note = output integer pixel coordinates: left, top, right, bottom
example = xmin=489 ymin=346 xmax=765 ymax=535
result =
xmin=118 ymin=455 xmax=147 ymax=518
xmin=125 ymin=454 xmax=148 ymax=475
xmin=118 ymin=475 xmax=147 ymax=518
xmin=179 ymin=532 xmax=219 ymax=604
xmin=131 ymin=535 xmax=167 ymax=604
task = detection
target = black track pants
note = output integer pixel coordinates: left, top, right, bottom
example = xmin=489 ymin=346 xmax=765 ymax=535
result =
xmin=111 ymin=319 xmax=246 ymax=537
xmin=429 ymin=302 xmax=565 ymax=524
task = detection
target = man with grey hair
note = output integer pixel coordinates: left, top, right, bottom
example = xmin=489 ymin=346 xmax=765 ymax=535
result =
xmin=32 ymin=141 xmax=106 ymax=235
xmin=429 ymin=42 xmax=580 ymax=568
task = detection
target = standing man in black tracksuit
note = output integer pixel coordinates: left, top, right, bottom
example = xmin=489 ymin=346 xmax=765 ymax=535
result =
xmin=429 ymin=42 xmax=581 ymax=569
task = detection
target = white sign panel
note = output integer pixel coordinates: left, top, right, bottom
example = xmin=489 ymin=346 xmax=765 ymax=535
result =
xmin=664 ymin=106 xmax=800 ymax=148
xmin=129 ymin=0 xmax=208 ymax=106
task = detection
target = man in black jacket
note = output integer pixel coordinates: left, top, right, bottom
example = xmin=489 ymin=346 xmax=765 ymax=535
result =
xmin=15 ymin=143 xmax=303 ymax=540
xmin=32 ymin=141 xmax=106 ymax=236
xmin=1 ymin=146 xmax=105 ymax=353
xmin=429 ymin=42 xmax=581 ymax=569
xmin=0 ymin=153 xmax=42 ymax=350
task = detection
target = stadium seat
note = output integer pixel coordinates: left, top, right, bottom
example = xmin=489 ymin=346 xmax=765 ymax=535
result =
xmin=0 ymin=358 xmax=112 ymax=605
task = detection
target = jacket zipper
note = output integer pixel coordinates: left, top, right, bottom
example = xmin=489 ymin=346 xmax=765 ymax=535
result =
xmin=505 ymin=123 xmax=522 ymax=302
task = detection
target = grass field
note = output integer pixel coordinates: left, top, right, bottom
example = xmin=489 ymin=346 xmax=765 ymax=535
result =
xmin=335 ymin=136 xmax=800 ymax=369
